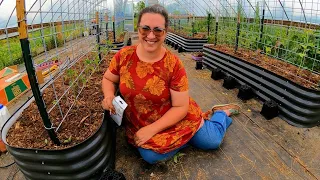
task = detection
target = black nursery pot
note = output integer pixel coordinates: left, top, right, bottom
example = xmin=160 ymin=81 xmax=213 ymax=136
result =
xmin=211 ymin=68 xmax=225 ymax=80
xmin=178 ymin=46 xmax=184 ymax=53
xmin=127 ymin=38 xmax=132 ymax=46
xmin=195 ymin=61 xmax=203 ymax=70
xmin=2 ymin=111 xmax=117 ymax=180
xmin=174 ymin=43 xmax=179 ymax=50
xmin=223 ymin=76 xmax=238 ymax=89
xmin=260 ymin=100 xmax=279 ymax=120
xmin=237 ymin=84 xmax=254 ymax=100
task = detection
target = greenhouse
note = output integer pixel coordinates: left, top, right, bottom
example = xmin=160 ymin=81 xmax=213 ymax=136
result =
xmin=0 ymin=0 xmax=319 ymax=179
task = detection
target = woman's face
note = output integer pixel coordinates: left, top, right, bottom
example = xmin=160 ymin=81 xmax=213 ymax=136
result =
xmin=138 ymin=13 xmax=166 ymax=53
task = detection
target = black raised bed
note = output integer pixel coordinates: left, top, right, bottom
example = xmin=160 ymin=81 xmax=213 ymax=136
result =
xmin=165 ymin=32 xmax=208 ymax=52
xmin=111 ymin=42 xmax=125 ymax=50
xmin=1 ymin=110 xmax=117 ymax=180
xmin=203 ymin=45 xmax=320 ymax=128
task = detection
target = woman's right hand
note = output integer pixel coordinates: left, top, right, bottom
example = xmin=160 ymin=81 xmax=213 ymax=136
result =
xmin=102 ymin=95 xmax=116 ymax=114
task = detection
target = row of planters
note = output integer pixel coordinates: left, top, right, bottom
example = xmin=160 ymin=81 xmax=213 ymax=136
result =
xmin=201 ymin=44 xmax=320 ymax=128
xmin=166 ymin=17 xmax=319 ymax=127
xmin=165 ymin=14 xmax=212 ymax=53
xmin=165 ymin=32 xmax=208 ymax=53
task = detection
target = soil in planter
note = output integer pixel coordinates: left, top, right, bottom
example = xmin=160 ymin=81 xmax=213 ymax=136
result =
xmin=192 ymin=52 xmax=204 ymax=57
xmin=205 ymin=44 xmax=320 ymax=90
xmin=6 ymin=52 xmax=116 ymax=149
xmin=115 ymin=32 xmax=125 ymax=43
xmin=168 ymin=28 xmax=207 ymax=39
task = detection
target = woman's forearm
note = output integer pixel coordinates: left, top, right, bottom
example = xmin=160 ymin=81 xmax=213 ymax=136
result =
xmin=102 ymin=76 xmax=116 ymax=98
xmin=148 ymin=105 xmax=188 ymax=134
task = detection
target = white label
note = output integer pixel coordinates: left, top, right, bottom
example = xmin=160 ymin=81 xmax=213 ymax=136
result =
xmin=110 ymin=96 xmax=127 ymax=126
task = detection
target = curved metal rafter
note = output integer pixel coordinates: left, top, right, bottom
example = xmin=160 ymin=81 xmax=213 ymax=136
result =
xmin=298 ymin=0 xmax=308 ymax=24
xmin=244 ymin=0 xmax=258 ymax=16
xmin=177 ymin=0 xmax=206 ymax=16
xmin=179 ymin=0 xmax=207 ymax=16
xmin=171 ymin=0 xmax=193 ymax=15
xmin=208 ymin=0 xmax=233 ymax=18
xmin=223 ymin=0 xmax=238 ymax=17
xmin=276 ymin=0 xmax=289 ymax=21
xmin=207 ymin=0 xmax=225 ymax=17
xmin=234 ymin=0 xmax=249 ymax=18
xmin=263 ymin=0 xmax=274 ymax=20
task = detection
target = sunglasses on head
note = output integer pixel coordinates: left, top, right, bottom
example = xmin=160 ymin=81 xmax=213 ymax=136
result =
xmin=138 ymin=25 xmax=166 ymax=37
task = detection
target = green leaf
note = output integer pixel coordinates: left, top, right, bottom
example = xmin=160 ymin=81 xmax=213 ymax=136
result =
xmin=44 ymin=139 xmax=48 ymax=145
xmin=173 ymin=155 xmax=178 ymax=163
xmin=68 ymin=136 xmax=72 ymax=142
xmin=298 ymin=53 xmax=306 ymax=58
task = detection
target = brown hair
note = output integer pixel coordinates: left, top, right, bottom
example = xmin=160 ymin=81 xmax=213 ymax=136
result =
xmin=137 ymin=4 xmax=169 ymax=28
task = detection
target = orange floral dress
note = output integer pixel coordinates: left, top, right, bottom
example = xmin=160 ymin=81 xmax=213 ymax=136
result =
xmin=108 ymin=46 xmax=202 ymax=154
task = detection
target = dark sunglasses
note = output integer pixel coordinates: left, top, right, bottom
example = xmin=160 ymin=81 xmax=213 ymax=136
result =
xmin=138 ymin=25 xmax=166 ymax=37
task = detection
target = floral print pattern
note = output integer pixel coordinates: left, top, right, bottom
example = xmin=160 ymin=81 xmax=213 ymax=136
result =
xmin=108 ymin=46 xmax=202 ymax=154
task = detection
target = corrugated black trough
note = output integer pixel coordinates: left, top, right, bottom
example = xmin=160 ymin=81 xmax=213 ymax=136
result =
xmin=203 ymin=45 xmax=320 ymax=127
xmin=1 ymin=111 xmax=117 ymax=180
xmin=165 ymin=32 xmax=208 ymax=52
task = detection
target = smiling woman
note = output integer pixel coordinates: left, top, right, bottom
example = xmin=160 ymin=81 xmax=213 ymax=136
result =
xmin=136 ymin=8 xmax=168 ymax=58
xmin=101 ymin=4 xmax=241 ymax=165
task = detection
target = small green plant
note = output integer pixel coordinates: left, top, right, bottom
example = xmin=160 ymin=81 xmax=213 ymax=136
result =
xmin=65 ymin=69 xmax=79 ymax=97
xmin=63 ymin=136 xmax=72 ymax=144
xmin=84 ymin=58 xmax=92 ymax=76
xmin=92 ymin=56 xmax=100 ymax=71
xmin=79 ymin=74 xmax=87 ymax=87
xmin=52 ymin=100 xmax=58 ymax=105
xmin=173 ymin=152 xmax=186 ymax=163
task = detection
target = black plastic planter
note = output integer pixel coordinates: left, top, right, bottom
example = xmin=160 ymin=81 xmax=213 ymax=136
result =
xmin=237 ymin=84 xmax=255 ymax=100
xmin=127 ymin=38 xmax=132 ymax=46
xmin=211 ymin=68 xmax=225 ymax=80
xmin=1 ymin=111 xmax=117 ymax=180
xmin=195 ymin=61 xmax=203 ymax=70
xmin=223 ymin=75 xmax=238 ymax=89
xmin=261 ymin=100 xmax=279 ymax=120
xmin=165 ymin=32 xmax=208 ymax=52
xmin=111 ymin=42 xmax=125 ymax=50
xmin=203 ymin=45 xmax=320 ymax=127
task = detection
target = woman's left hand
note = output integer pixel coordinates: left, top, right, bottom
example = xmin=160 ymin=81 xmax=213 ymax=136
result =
xmin=134 ymin=126 xmax=156 ymax=147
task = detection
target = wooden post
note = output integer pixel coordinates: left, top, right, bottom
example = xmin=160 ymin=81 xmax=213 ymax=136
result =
xmin=56 ymin=19 xmax=63 ymax=41
xmin=16 ymin=0 xmax=60 ymax=145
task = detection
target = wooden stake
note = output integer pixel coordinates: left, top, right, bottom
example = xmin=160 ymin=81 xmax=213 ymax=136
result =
xmin=16 ymin=0 xmax=28 ymax=39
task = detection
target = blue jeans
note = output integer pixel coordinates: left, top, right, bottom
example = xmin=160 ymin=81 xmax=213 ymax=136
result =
xmin=138 ymin=110 xmax=233 ymax=164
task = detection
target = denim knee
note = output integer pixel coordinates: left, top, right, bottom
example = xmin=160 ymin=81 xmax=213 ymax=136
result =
xmin=138 ymin=148 xmax=165 ymax=164
xmin=207 ymin=137 xmax=223 ymax=150
xmin=139 ymin=151 xmax=158 ymax=164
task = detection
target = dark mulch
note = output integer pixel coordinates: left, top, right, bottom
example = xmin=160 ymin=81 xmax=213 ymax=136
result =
xmin=206 ymin=44 xmax=320 ymax=90
xmin=6 ymin=51 xmax=115 ymax=149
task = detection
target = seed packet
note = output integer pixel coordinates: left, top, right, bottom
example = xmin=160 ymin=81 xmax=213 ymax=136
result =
xmin=110 ymin=96 xmax=127 ymax=126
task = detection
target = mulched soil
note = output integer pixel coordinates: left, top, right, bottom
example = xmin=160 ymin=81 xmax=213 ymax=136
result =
xmin=168 ymin=28 xmax=207 ymax=39
xmin=191 ymin=52 xmax=204 ymax=57
xmin=205 ymin=44 xmax=320 ymax=90
xmin=101 ymin=32 xmax=125 ymax=44
xmin=6 ymin=51 xmax=115 ymax=150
